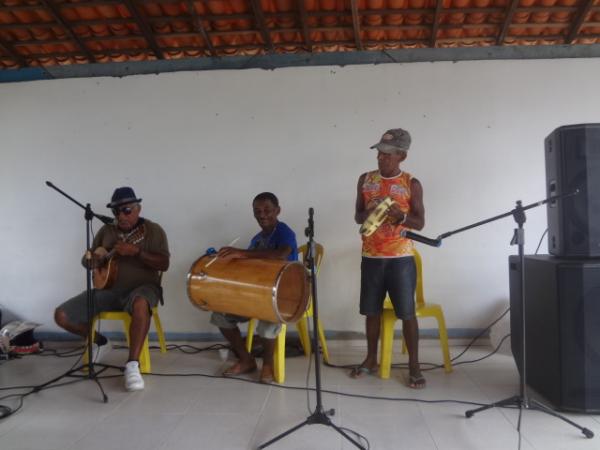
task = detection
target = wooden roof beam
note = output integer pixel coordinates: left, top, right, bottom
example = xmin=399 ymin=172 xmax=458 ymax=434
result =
xmin=430 ymin=0 xmax=444 ymax=47
xmin=0 ymin=38 xmax=27 ymax=67
xmin=497 ymin=0 xmax=520 ymax=45
xmin=38 ymin=0 xmax=96 ymax=63
xmin=122 ymin=0 xmax=165 ymax=59
xmin=565 ymin=0 xmax=595 ymax=43
xmin=296 ymin=0 xmax=312 ymax=51
xmin=186 ymin=0 xmax=217 ymax=57
xmin=249 ymin=0 xmax=274 ymax=52
xmin=349 ymin=0 xmax=363 ymax=50
xmin=57 ymin=0 xmax=122 ymax=7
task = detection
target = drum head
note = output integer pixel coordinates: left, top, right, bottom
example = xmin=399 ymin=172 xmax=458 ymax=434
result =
xmin=275 ymin=262 xmax=309 ymax=323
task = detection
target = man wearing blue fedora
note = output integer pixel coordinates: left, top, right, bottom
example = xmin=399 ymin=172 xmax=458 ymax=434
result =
xmin=55 ymin=187 xmax=170 ymax=391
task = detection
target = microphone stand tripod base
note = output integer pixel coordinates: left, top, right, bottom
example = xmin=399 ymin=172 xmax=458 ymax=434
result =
xmin=45 ymin=182 xmax=120 ymax=404
xmin=257 ymin=408 xmax=363 ymax=450
xmin=257 ymin=209 xmax=366 ymax=450
xmin=465 ymin=396 xmax=594 ymax=438
xmin=464 ymin=201 xmax=594 ymax=440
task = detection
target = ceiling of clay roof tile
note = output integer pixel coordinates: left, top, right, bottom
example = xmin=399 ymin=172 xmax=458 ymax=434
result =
xmin=1 ymin=0 xmax=600 ymax=78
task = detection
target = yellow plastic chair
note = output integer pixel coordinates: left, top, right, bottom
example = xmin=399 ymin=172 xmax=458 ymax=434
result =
xmin=379 ymin=248 xmax=452 ymax=379
xmin=84 ymin=306 xmax=167 ymax=374
xmin=245 ymin=322 xmax=288 ymax=383
xmin=85 ymin=306 xmax=167 ymax=374
xmin=84 ymin=274 xmax=168 ymax=374
xmin=245 ymin=243 xmax=329 ymax=383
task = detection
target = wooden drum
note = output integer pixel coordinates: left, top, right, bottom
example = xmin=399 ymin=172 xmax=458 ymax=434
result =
xmin=187 ymin=256 xmax=309 ymax=324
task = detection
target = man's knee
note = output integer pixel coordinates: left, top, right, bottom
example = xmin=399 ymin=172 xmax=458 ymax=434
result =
xmin=131 ymin=296 xmax=150 ymax=317
xmin=54 ymin=307 xmax=68 ymax=327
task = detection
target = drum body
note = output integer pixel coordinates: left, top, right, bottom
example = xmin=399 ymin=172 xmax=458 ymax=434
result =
xmin=187 ymin=256 xmax=309 ymax=324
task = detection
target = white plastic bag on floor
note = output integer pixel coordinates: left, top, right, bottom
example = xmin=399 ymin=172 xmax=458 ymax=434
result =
xmin=0 ymin=321 xmax=41 ymax=353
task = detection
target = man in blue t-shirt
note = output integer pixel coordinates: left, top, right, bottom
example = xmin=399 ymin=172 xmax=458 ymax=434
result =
xmin=210 ymin=192 xmax=298 ymax=383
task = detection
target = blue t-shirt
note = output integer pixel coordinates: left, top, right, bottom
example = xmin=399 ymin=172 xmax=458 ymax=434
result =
xmin=249 ymin=221 xmax=298 ymax=261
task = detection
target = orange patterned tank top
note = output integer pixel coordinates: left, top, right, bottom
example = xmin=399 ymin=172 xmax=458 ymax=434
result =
xmin=361 ymin=170 xmax=414 ymax=258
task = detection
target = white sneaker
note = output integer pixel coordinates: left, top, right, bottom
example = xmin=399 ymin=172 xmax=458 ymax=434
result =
xmin=124 ymin=360 xmax=144 ymax=391
xmin=91 ymin=338 xmax=112 ymax=363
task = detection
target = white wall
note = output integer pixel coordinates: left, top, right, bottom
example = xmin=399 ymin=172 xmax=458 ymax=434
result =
xmin=1 ymin=58 xmax=599 ymax=338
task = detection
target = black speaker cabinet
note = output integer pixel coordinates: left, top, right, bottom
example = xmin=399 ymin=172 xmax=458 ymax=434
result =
xmin=509 ymin=255 xmax=600 ymax=413
xmin=545 ymin=124 xmax=600 ymax=257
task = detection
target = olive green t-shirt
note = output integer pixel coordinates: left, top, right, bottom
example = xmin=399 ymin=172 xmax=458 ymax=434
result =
xmin=92 ymin=218 xmax=169 ymax=292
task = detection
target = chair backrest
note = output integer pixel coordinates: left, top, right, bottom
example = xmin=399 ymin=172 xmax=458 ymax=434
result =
xmin=298 ymin=243 xmax=324 ymax=274
xmin=413 ymin=248 xmax=425 ymax=307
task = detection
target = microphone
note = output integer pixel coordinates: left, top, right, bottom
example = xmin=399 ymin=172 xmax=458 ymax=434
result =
xmin=94 ymin=214 xmax=114 ymax=225
xmin=400 ymin=230 xmax=442 ymax=248
xmin=305 ymin=207 xmax=315 ymax=238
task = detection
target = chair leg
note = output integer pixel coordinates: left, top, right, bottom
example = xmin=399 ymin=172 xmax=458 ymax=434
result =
xmin=152 ymin=309 xmax=167 ymax=353
xmin=246 ymin=319 xmax=256 ymax=354
xmin=274 ymin=325 xmax=287 ymax=383
xmin=317 ymin=319 xmax=330 ymax=364
xmin=296 ymin=316 xmax=312 ymax=357
xmin=379 ymin=311 xmax=396 ymax=379
xmin=122 ymin=316 xmax=132 ymax=347
xmin=434 ymin=311 xmax=453 ymax=373
xmin=138 ymin=335 xmax=152 ymax=374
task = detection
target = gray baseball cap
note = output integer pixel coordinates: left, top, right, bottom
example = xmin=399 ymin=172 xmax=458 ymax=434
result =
xmin=370 ymin=128 xmax=411 ymax=153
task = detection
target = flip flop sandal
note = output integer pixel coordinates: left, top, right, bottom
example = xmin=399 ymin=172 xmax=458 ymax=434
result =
xmin=349 ymin=366 xmax=377 ymax=379
xmin=408 ymin=374 xmax=426 ymax=389
xmin=260 ymin=370 xmax=274 ymax=384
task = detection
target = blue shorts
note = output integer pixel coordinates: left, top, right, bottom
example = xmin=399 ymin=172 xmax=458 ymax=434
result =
xmin=360 ymin=256 xmax=417 ymax=319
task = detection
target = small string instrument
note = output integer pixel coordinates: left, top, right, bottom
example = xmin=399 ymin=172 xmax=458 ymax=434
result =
xmin=92 ymin=226 xmax=145 ymax=289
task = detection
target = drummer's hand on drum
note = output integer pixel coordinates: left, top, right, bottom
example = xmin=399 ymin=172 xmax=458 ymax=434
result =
xmin=217 ymin=246 xmax=246 ymax=260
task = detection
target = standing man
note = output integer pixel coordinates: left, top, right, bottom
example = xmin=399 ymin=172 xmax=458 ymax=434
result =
xmin=352 ymin=129 xmax=426 ymax=389
xmin=55 ymin=187 xmax=170 ymax=391
xmin=210 ymin=192 xmax=298 ymax=384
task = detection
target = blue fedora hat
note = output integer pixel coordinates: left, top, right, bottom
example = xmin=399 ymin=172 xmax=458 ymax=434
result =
xmin=106 ymin=187 xmax=142 ymax=208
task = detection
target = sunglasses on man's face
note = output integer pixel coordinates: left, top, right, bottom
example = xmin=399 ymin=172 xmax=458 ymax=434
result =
xmin=112 ymin=206 xmax=135 ymax=217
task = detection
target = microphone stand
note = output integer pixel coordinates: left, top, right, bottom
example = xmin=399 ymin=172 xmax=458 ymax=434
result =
xmin=43 ymin=181 xmax=122 ymax=403
xmin=257 ymin=208 xmax=366 ymax=450
xmin=432 ymin=190 xmax=592 ymax=438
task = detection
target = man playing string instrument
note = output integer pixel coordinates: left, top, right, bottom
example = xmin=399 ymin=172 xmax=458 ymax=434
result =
xmin=54 ymin=187 xmax=169 ymax=391
xmin=210 ymin=192 xmax=298 ymax=384
xmin=351 ymin=128 xmax=427 ymax=389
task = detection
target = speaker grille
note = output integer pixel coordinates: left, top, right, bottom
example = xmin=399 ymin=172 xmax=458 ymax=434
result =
xmin=545 ymin=124 xmax=600 ymax=257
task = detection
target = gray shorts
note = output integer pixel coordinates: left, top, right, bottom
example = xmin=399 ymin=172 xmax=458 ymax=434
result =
xmin=57 ymin=284 xmax=162 ymax=325
xmin=360 ymin=256 xmax=417 ymax=319
xmin=210 ymin=312 xmax=281 ymax=339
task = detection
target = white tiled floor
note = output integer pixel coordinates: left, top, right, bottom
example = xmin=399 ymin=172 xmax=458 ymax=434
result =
xmin=1 ymin=341 xmax=600 ymax=450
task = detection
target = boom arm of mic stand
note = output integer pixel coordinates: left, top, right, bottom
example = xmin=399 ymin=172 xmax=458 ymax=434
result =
xmin=46 ymin=181 xmax=113 ymax=224
xmin=436 ymin=190 xmax=579 ymax=242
